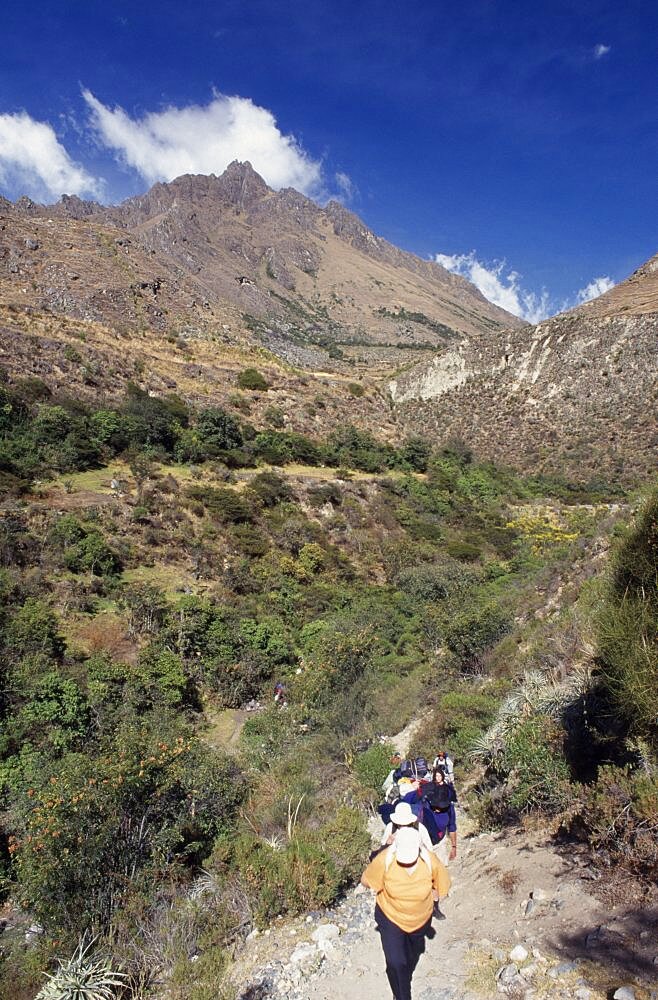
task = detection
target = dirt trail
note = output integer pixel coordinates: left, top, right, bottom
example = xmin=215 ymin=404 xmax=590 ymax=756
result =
xmin=232 ymin=820 xmax=658 ymax=1000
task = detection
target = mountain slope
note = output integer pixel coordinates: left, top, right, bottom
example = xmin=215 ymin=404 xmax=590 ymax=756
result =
xmin=0 ymin=163 xmax=522 ymax=375
xmin=390 ymin=254 xmax=658 ymax=482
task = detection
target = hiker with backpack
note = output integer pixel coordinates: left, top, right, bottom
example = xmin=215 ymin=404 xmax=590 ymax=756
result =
xmin=393 ymin=755 xmax=429 ymax=782
xmin=273 ymin=681 xmax=287 ymax=705
xmin=361 ymin=827 xmax=451 ymax=1000
xmin=382 ymin=751 xmax=403 ymax=802
xmin=432 ymin=749 xmax=454 ymax=784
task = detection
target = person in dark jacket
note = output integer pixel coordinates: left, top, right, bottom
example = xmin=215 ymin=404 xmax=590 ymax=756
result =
xmin=424 ymin=768 xmax=458 ymax=862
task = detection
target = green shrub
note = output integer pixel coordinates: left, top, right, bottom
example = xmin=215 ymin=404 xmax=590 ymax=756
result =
xmin=195 ymin=407 xmax=243 ymax=453
xmin=6 ymin=599 xmax=64 ymax=660
xmin=50 ymin=514 xmax=86 ymax=548
xmin=247 ymin=471 xmax=293 ymax=507
xmin=307 ymin=483 xmax=342 ymax=508
xmin=443 ymin=603 xmax=512 ymax=670
xmin=597 ymin=490 xmax=658 ymax=746
xmin=64 ymin=530 xmax=122 ymax=577
xmin=204 ymin=648 xmax=272 ymax=707
xmin=409 ymin=690 xmax=499 ymax=766
xmin=297 ymin=542 xmax=326 ymax=576
xmin=611 ymin=491 xmax=658 ymax=600
xmin=396 ymin=559 xmax=477 ymax=602
xmin=252 ymin=430 xmax=322 ymax=466
xmin=318 ymin=805 xmax=370 ymax=886
xmin=13 ymin=671 xmax=90 ymax=752
xmin=186 ymin=486 xmax=253 ymax=523
xmin=401 ymin=436 xmax=431 ymax=472
xmin=597 ymin=597 xmax=657 ymax=742
xmin=501 ymin=715 xmax=571 ymax=813
xmin=353 ymin=744 xmax=393 ymax=799
xmin=121 ymin=384 xmax=185 ymax=453
xmin=347 ymin=382 xmax=365 ymax=397
xmin=240 ymin=704 xmax=301 ymax=761
xmin=5 ymin=734 xmax=242 ymax=932
xmin=138 ymin=647 xmax=193 ymax=708
xmin=574 ymin=765 xmax=658 ymax=877
xmin=226 ymin=811 xmax=368 ymax=927
xmin=239 ymin=616 xmax=293 ymax=666
xmin=230 ymin=524 xmax=270 ymax=556
xmin=407 ymin=519 xmax=443 ymax=542
xmin=445 ymin=539 xmax=482 ymax=562
xmin=228 ymin=834 xmax=335 ymax=925
xmin=237 ymin=368 xmax=270 ymax=391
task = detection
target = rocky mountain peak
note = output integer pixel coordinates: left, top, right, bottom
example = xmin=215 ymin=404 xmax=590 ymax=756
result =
xmin=112 ymin=163 xmax=272 ymax=226
xmin=212 ymin=159 xmax=271 ymax=209
xmin=324 ymin=199 xmax=373 ymax=241
xmin=13 ymin=196 xmax=37 ymax=214
xmin=56 ymin=194 xmax=103 ymax=219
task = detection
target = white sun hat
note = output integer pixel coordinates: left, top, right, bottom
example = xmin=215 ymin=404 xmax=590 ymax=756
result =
xmin=394 ymin=827 xmax=421 ymax=864
xmin=389 ymin=801 xmax=417 ymax=827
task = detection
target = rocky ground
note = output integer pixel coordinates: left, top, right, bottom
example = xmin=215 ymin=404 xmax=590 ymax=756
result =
xmin=227 ymin=821 xmax=658 ymax=1000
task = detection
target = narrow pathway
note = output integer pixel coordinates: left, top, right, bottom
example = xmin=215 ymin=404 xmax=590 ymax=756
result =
xmin=230 ymin=826 xmax=658 ymax=1000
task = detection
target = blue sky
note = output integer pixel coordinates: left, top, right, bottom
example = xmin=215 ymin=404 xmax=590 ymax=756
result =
xmin=0 ymin=0 xmax=656 ymax=319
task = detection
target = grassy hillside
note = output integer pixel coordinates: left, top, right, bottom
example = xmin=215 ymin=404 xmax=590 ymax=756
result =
xmin=0 ymin=375 xmax=649 ymax=1000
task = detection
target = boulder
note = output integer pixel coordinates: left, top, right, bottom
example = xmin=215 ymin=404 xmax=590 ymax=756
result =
xmin=496 ymin=963 xmax=518 ymax=984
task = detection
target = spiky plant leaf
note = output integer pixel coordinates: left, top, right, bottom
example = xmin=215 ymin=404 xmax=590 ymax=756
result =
xmin=35 ymin=937 xmax=127 ymax=1000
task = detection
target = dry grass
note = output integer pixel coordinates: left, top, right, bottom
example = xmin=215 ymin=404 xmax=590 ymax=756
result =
xmin=465 ymin=945 xmax=620 ymax=1000
xmin=74 ymin=611 xmax=134 ymax=658
xmin=53 ymin=462 xmax=132 ymax=494
xmin=498 ymin=869 xmax=521 ymax=896
xmin=121 ymin=563 xmax=204 ymax=599
xmin=202 ymin=706 xmax=249 ymax=754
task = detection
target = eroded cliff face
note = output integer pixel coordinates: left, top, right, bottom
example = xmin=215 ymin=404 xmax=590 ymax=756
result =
xmin=391 ymin=309 xmax=657 ymax=482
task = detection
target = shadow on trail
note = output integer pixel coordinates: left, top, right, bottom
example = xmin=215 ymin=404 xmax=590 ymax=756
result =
xmin=548 ymin=904 xmax=658 ymax=983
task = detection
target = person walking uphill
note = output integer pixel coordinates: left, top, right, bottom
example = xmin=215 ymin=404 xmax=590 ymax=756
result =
xmin=361 ymin=827 xmax=451 ymax=1000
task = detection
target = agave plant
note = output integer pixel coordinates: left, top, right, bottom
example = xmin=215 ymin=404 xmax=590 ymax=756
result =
xmin=35 ymin=937 xmax=127 ymax=1000
xmin=625 ymin=736 xmax=656 ymax=774
xmin=469 ymin=663 xmax=596 ymax=767
xmin=466 ymin=733 xmax=504 ymax=766
xmin=189 ymin=868 xmax=222 ymax=900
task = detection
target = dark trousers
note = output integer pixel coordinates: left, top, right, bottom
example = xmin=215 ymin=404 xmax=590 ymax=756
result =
xmin=375 ymin=904 xmax=430 ymax=1000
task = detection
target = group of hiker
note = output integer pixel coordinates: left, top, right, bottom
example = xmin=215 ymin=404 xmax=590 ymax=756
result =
xmin=360 ymin=749 xmax=459 ymax=1000
xmin=379 ymin=750 xmax=458 ymax=861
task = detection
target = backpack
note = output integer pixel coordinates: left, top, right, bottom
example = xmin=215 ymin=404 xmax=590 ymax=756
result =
xmin=394 ymin=759 xmax=414 ymax=780
xmin=427 ymin=783 xmax=452 ymax=813
xmin=386 ymin=781 xmax=400 ymax=803
xmin=414 ymin=756 xmax=429 ymax=778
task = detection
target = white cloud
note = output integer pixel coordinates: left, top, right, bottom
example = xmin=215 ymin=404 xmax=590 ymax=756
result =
xmin=0 ymin=111 xmax=101 ymax=201
xmin=82 ymin=89 xmax=324 ymax=196
xmin=575 ymin=275 xmax=615 ymax=303
xmin=435 ymin=251 xmax=550 ymax=323
xmin=593 ymin=43 xmax=611 ymax=59
xmin=334 ymin=171 xmax=356 ymax=202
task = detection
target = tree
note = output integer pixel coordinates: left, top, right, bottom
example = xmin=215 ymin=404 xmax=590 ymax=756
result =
xmin=6 ymin=599 xmax=64 ymax=660
xmin=196 ymin=407 xmax=243 ymax=453
xmin=401 ymin=436 xmax=431 ymax=472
